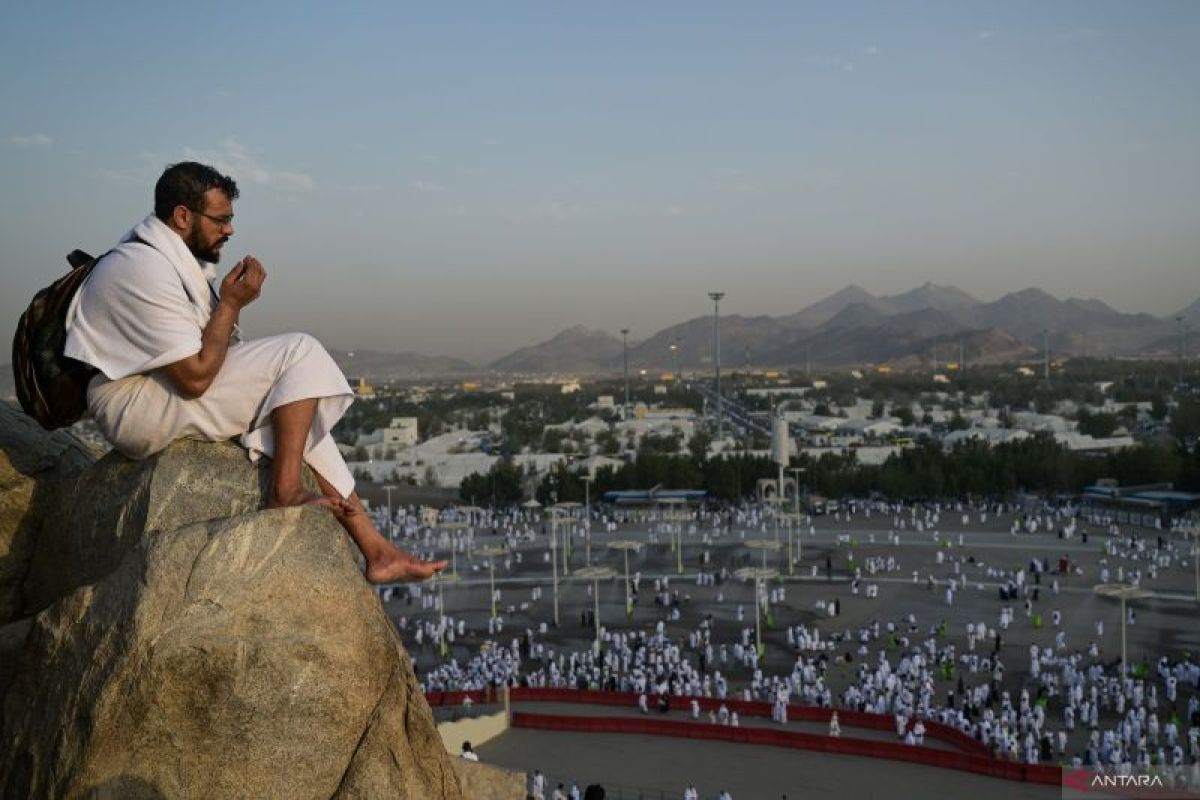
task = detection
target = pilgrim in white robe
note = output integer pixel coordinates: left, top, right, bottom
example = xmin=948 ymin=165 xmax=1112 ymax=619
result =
xmin=65 ymin=214 xmax=356 ymax=497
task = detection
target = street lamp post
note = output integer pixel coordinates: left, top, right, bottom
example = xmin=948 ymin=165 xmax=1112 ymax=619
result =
xmin=434 ymin=571 xmax=461 ymax=658
xmin=1188 ymin=526 xmax=1200 ymax=603
xmin=708 ymin=292 xmax=725 ymax=441
xmin=621 ymin=328 xmax=631 ymax=421
xmin=1178 ymin=316 xmax=1186 ymax=386
xmin=735 ymin=566 xmax=779 ymax=660
xmin=549 ymin=504 xmax=575 ymax=576
xmin=438 ymin=520 xmax=467 ymax=577
xmin=582 ymin=476 xmax=593 ymax=564
xmin=577 ymin=566 xmax=617 ymax=652
xmin=789 ymin=467 xmax=806 ymax=573
xmin=660 ymin=497 xmax=687 ymax=575
xmin=549 ymin=512 xmax=560 ymax=627
xmin=478 ymin=545 xmax=507 ymax=621
xmin=1094 ymin=583 xmax=1152 ymax=675
xmin=382 ymin=484 xmax=397 ymax=538
xmin=608 ymin=540 xmax=642 ymax=618
xmin=746 ymin=538 xmax=782 ymax=573
xmin=1043 ymin=329 xmax=1050 ymax=382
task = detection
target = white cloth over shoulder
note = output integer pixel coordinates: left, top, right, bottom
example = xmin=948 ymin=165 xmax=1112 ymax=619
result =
xmin=65 ymin=215 xmax=356 ymax=498
xmin=65 ymin=214 xmax=239 ymax=381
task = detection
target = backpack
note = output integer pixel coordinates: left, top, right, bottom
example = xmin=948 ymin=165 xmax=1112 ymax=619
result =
xmin=12 ymin=249 xmax=104 ymax=429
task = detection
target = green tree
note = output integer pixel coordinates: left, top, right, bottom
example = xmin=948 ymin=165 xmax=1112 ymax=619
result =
xmin=1150 ymin=395 xmax=1169 ymax=421
xmin=535 ymin=461 xmax=585 ymax=505
xmin=1107 ymin=444 xmax=1183 ymax=487
xmin=596 ymin=429 xmax=620 ymax=455
xmin=1171 ymin=399 xmax=1200 ymax=442
xmin=542 ymin=428 xmax=566 ymax=453
xmin=459 ymin=459 xmax=526 ymax=506
xmin=688 ymin=431 xmax=713 ymax=461
xmin=422 ymin=465 xmax=439 ymax=487
xmin=1077 ymin=410 xmax=1119 ymax=438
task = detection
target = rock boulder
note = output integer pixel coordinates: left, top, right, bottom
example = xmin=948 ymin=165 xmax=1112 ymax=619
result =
xmin=23 ymin=439 xmax=273 ymax=615
xmin=0 ymin=401 xmax=97 ymax=625
xmin=0 ymin=436 xmax=462 ymax=799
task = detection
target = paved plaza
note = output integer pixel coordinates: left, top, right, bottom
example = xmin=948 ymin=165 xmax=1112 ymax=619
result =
xmin=382 ymin=503 xmax=1200 ymax=797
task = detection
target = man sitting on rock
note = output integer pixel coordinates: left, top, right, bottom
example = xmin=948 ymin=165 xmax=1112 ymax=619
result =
xmin=65 ymin=161 xmax=445 ymax=584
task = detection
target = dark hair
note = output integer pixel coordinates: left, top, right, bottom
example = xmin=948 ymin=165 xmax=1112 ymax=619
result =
xmin=583 ymin=785 xmax=606 ymax=800
xmin=154 ymin=162 xmax=239 ymax=221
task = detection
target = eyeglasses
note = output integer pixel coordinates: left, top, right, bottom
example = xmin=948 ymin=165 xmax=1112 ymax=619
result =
xmin=192 ymin=209 xmax=235 ymax=228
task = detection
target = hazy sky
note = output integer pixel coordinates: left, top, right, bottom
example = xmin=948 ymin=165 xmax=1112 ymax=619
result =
xmin=2 ymin=1 xmax=1198 ymax=362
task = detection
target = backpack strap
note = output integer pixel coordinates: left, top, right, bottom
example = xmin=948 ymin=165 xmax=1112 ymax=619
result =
xmin=66 ymin=250 xmax=95 ymax=270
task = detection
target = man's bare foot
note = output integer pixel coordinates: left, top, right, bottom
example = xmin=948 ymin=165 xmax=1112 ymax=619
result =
xmin=365 ymin=545 xmax=448 ymax=584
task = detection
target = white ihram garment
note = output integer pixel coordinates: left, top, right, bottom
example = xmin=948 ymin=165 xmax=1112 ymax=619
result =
xmin=64 ymin=215 xmax=355 ymax=497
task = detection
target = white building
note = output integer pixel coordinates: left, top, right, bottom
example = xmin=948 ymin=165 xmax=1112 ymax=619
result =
xmin=942 ymin=428 xmax=1032 ymax=449
xmin=1009 ymin=411 xmax=1074 ymax=434
xmin=345 ymin=428 xmax=570 ymax=488
xmin=835 ymin=418 xmax=904 ymax=438
xmin=348 ymin=416 xmax=420 ymax=458
xmin=1053 ymin=433 xmax=1135 ymax=453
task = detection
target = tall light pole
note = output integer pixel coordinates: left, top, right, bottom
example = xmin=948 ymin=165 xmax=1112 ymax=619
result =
xmin=608 ymin=540 xmax=642 ymax=618
xmin=735 ymin=566 xmax=778 ymax=660
xmin=478 ymin=545 xmax=507 ymax=620
xmin=1189 ymin=526 xmax=1200 ymax=603
xmin=577 ymin=566 xmax=617 ymax=652
xmin=548 ymin=511 xmax=560 ymax=627
xmin=708 ymin=292 xmax=725 ymax=441
xmin=661 ymin=498 xmax=687 ymax=575
xmin=1043 ymin=329 xmax=1050 ymax=382
xmin=582 ymin=475 xmax=593 ymax=564
xmin=382 ymin=484 xmax=397 ymax=539
xmin=670 ymin=340 xmax=680 ymax=381
xmin=1177 ymin=316 xmax=1186 ymax=386
xmin=789 ymin=467 xmax=806 ymax=574
xmin=434 ymin=572 xmax=460 ymax=658
xmin=621 ymin=328 xmax=631 ymax=421
xmin=1095 ymin=583 xmax=1151 ymax=675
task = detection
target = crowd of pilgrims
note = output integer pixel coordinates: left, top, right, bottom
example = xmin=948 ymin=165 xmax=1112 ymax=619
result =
xmin=381 ymin=497 xmax=1200 ymax=770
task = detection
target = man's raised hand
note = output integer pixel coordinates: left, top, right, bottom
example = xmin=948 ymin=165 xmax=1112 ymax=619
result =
xmin=220 ymin=255 xmax=266 ymax=310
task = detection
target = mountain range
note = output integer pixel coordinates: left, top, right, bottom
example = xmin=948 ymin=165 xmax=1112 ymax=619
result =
xmin=321 ymin=283 xmax=1200 ymax=378
xmin=469 ymin=283 xmax=1200 ymax=376
xmin=2 ymin=285 xmax=1196 ymax=393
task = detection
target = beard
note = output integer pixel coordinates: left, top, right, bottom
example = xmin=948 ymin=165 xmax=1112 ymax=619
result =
xmin=184 ymin=222 xmax=227 ymax=263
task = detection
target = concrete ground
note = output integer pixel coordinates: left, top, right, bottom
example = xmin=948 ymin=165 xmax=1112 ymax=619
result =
xmin=476 ymin=728 xmax=1061 ymax=800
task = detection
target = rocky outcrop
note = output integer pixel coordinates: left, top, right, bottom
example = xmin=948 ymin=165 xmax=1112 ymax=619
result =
xmin=451 ymin=759 xmax=527 ymax=799
xmin=0 ymin=401 xmax=97 ymax=479
xmin=0 ymin=452 xmax=37 ymax=622
xmin=23 ymin=439 xmax=272 ymax=615
xmin=0 ymin=401 xmax=98 ymax=625
xmin=0 ymin=421 xmax=463 ymax=799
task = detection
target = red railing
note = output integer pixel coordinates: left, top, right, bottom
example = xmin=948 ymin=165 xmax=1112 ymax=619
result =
xmin=425 ymin=687 xmax=990 ymax=757
xmin=509 ymin=711 xmax=1063 ymax=786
